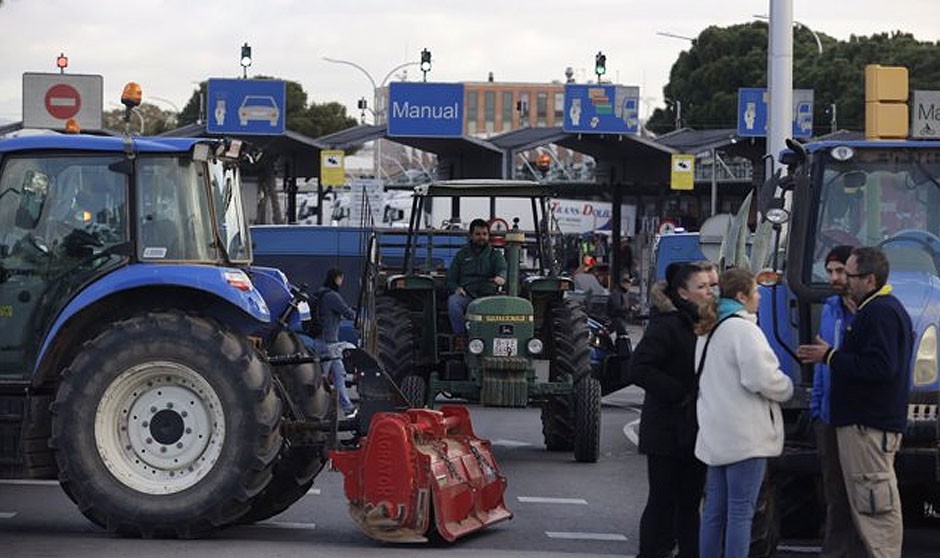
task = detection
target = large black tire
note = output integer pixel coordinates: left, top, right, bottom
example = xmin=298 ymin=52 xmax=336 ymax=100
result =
xmin=23 ymin=394 xmax=56 ymax=479
xmin=573 ymin=376 xmax=601 ymax=463
xmin=749 ymin=474 xmax=781 ymax=558
xmin=240 ymin=331 xmax=330 ymax=524
xmin=374 ymin=295 xmax=417 ymax=383
xmin=400 ymin=374 xmax=428 ymax=408
xmin=540 ymin=298 xmax=592 ymax=453
xmin=50 ymin=311 xmax=282 ymax=538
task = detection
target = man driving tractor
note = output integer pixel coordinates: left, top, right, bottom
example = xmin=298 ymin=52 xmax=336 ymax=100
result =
xmin=446 ymin=218 xmax=508 ymax=345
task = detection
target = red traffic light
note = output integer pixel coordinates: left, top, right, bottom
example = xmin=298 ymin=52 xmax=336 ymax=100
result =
xmin=56 ymin=53 xmax=68 ymax=70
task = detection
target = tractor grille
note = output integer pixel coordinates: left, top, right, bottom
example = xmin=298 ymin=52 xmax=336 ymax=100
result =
xmin=482 ymin=356 xmax=529 ymax=370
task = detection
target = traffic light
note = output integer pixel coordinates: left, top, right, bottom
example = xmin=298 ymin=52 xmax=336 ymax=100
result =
xmin=865 ymin=64 xmax=908 ymax=139
xmin=420 ymin=48 xmax=432 ymax=81
xmin=56 ymin=52 xmax=68 ymax=74
xmin=594 ymin=51 xmax=607 ymax=81
xmin=240 ymin=42 xmax=252 ymax=78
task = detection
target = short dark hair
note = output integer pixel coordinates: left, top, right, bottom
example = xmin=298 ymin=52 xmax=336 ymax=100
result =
xmin=825 ymin=245 xmax=854 ymax=266
xmin=851 ymin=246 xmax=889 ymax=288
xmin=469 ymin=218 xmax=488 ymax=232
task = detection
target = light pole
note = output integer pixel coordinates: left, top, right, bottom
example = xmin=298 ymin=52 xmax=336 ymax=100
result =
xmin=753 ymin=14 xmax=822 ymax=55
xmin=322 ymin=56 xmax=420 ymax=187
xmin=150 ymin=96 xmax=181 ymax=129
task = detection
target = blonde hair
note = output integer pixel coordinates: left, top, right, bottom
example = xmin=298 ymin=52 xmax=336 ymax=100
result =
xmin=695 ymin=268 xmax=756 ymax=335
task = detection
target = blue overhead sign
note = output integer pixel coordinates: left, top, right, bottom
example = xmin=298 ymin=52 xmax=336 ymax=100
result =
xmin=563 ymin=84 xmax=639 ymax=134
xmin=737 ymin=87 xmax=814 ymax=138
xmin=206 ymin=78 xmax=286 ymax=135
xmin=387 ymin=82 xmax=464 ymax=137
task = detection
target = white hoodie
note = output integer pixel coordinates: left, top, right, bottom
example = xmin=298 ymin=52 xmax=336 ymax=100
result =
xmin=694 ymin=311 xmax=794 ymax=466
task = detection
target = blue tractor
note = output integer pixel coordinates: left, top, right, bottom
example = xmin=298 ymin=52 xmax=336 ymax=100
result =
xmin=741 ymin=138 xmax=940 ymax=554
xmin=0 ymin=130 xmax=357 ymax=536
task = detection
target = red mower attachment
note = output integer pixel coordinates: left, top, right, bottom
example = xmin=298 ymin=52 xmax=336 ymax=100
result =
xmin=330 ymin=405 xmax=512 ymax=543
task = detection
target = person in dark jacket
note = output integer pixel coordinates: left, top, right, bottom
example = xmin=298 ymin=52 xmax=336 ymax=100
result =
xmin=445 ymin=218 xmax=507 ymax=336
xmin=313 ymin=267 xmax=358 ymax=417
xmin=798 ymin=246 xmax=912 ymax=558
xmin=630 ymin=261 xmax=714 ymax=558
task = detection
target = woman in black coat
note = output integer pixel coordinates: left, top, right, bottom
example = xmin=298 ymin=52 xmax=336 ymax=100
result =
xmin=630 ymin=262 xmax=713 ymax=558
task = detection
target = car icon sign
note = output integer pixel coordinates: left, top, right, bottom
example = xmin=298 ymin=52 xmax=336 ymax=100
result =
xmin=239 ymin=95 xmax=280 ymax=126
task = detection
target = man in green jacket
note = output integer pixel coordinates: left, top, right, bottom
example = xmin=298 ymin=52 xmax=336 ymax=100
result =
xmin=446 ymin=218 xmax=507 ymax=337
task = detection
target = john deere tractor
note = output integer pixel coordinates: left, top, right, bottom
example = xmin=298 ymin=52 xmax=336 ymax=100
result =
xmin=363 ymin=180 xmax=601 ymax=462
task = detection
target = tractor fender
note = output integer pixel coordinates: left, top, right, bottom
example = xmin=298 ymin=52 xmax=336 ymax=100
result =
xmin=330 ymin=405 xmax=512 ymax=543
xmin=36 ymin=264 xmax=271 ymax=375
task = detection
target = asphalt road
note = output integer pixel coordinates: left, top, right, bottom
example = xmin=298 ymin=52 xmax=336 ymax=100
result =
xmin=1 ymin=386 xmax=937 ymax=557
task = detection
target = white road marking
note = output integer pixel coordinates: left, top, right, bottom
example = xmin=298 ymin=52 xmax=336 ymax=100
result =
xmin=778 ymin=544 xmax=823 ymax=553
xmin=305 ymin=487 xmax=321 ymax=496
xmin=546 ymin=531 xmax=628 ymax=541
xmin=0 ymin=479 xmax=58 ymax=486
xmin=517 ymin=496 xmax=588 ymax=505
xmin=490 ymin=438 xmax=532 ymax=448
xmin=0 ymin=512 xmax=17 ymax=519
xmin=257 ymin=521 xmax=317 ymax=530
xmin=623 ymin=418 xmax=640 ymax=447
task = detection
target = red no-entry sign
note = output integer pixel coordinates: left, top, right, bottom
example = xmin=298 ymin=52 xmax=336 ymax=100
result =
xmin=44 ymin=83 xmax=81 ymax=120
xmin=23 ymin=73 xmax=102 ymax=131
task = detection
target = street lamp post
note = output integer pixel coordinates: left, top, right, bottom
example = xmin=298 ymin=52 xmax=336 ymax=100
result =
xmin=753 ymin=14 xmax=822 ymax=55
xmin=322 ymin=56 xmax=420 ymax=195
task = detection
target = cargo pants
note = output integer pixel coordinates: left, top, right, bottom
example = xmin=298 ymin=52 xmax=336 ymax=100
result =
xmin=835 ymin=425 xmax=903 ymax=558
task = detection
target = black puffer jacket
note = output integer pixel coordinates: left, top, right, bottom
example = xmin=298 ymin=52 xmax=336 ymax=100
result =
xmin=630 ymin=281 xmax=700 ymax=456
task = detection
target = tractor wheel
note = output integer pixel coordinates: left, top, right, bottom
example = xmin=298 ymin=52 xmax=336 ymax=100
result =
xmin=240 ymin=331 xmax=330 ymax=524
xmin=749 ymin=473 xmax=781 ymax=558
xmin=573 ymin=376 xmax=601 ymax=463
xmin=540 ymin=298 xmax=592 ymax=453
xmin=374 ymin=295 xmax=417 ymax=383
xmin=541 ymin=396 xmax=573 ymax=451
xmin=400 ymin=374 xmax=428 ymax=408
xmin=50 ymin=311 xmax=282 ymax=538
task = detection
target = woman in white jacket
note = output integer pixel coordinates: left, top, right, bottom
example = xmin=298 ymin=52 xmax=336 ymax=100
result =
xmin=694 ymin=268 xmax=793 ymax=558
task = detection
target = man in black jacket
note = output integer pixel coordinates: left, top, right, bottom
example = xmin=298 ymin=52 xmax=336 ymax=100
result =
xmin=798 ymin=246 xmax=912 ymax=558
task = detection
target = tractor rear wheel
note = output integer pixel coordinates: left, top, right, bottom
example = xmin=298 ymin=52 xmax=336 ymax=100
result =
xmin=51 ymin=311 xmax=282 ymax=538
xmin=573 ymin=376 xmax=601 ymax=463
xmin=540 ymin=298 xmax=592 ymax=453
xmin=374 ymin=295 xmax=417 ymax=383
xmin=241 ymin=331 xmax=330 ymax=524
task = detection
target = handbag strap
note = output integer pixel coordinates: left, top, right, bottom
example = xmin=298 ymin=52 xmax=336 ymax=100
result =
xmin=695 ymin=314 xmax=742 ymax=381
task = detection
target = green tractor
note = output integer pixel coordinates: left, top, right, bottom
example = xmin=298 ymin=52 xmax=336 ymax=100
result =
xmin=363 ymin=180 xmax=601 ymax=462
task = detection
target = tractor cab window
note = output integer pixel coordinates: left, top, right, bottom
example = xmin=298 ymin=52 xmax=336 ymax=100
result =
xmin=0 ymin=155 xmax=128 ymax=378
xmin=208 ymin=161 xmax=250 ymax=263
xmin=0 ymin=155 xmax=127 ymax=264
xmin=137 ymin=157 xmax=216 ymax=262
xmin=811 ymin=148 xmax=940 ymax=283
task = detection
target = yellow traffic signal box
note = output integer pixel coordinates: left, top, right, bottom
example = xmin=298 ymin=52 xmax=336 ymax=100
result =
xmin=865 ymin=64 xmax=909 ymax=139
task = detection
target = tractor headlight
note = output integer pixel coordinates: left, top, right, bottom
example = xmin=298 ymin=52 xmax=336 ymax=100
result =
xmin=468 ymin=338 xmax=485 ymax=355
xmin=913 ymin=325 xmax=938 ymax=385
xmin=526 ymin=338 xmax=543 ymax=355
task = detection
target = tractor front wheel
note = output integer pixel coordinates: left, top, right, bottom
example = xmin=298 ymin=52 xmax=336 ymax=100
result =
xmin=51 ymin=311 xmax=282 ymax=538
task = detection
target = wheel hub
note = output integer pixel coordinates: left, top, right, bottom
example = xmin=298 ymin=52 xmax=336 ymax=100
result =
xmin=96 ymin=362 xmax=225 ymax=494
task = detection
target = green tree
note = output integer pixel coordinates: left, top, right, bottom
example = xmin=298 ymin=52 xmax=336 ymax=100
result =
xmin=646 ymin=24 xmax=940 ymax=136
xmin=103 ymin=103 xmax=176 ymax=135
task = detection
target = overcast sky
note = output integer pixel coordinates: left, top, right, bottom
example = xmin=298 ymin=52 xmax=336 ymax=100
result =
xmin=1 ymin=0 xmax=938 ymax=127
